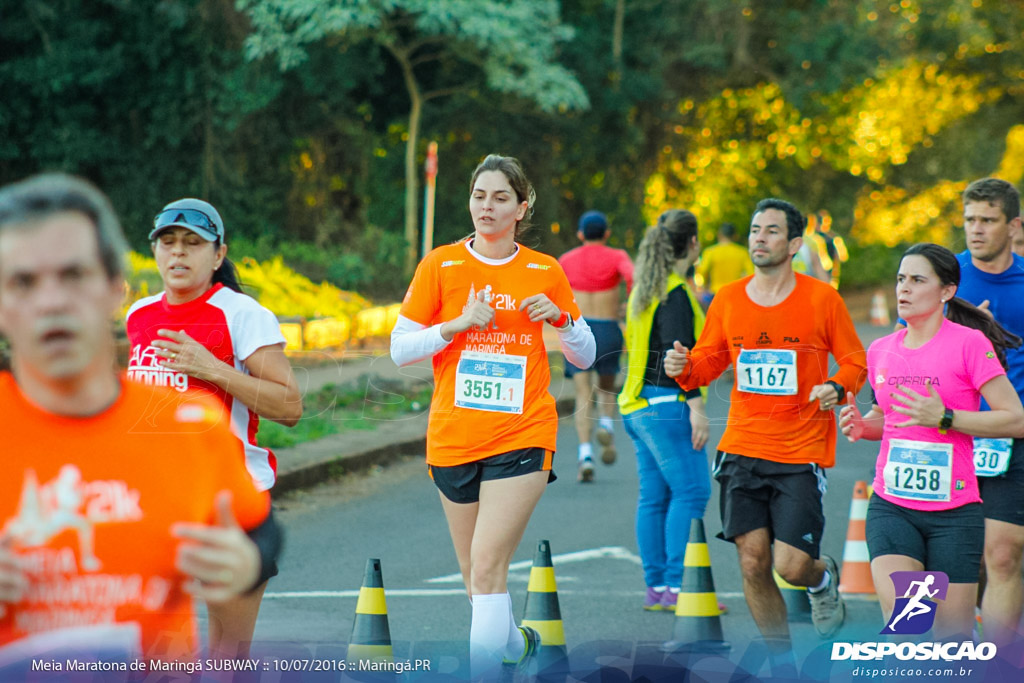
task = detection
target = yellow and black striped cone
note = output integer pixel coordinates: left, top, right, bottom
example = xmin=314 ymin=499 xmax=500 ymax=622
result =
xmin=663 ymin=518 xmax=729 ymax=653
xmin=521 ymin=540 xmax=568 ymax=672
xmin=347 ymin=558 xmax=393 ymax=663
xmin=774 ymin=569 xmax=811 ymax=622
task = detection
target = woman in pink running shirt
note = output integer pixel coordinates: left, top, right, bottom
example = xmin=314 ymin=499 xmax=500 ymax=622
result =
xmin=126 ymin=199 xmax=301 ymax=658
xmin=839 ymin=243 xmax=1023 ymax=639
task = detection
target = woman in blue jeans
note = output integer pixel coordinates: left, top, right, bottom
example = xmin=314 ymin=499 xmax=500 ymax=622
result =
xmin=618 ymin=209 xmax=712 ymax=611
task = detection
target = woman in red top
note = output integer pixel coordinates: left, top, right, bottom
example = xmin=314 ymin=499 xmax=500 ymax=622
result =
xmin=126 ymin=199 xmax=300 ymax=658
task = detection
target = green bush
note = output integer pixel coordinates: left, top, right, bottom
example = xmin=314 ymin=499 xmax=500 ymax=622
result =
xmin=258 ymin=375 xmax=433 ymax=449
xmin=230 ymin=224 xmax=408 ymax=300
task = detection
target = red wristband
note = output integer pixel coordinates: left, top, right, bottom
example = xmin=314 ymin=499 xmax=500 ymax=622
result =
xmin=550 ymin=311 xmax=569 ymax=328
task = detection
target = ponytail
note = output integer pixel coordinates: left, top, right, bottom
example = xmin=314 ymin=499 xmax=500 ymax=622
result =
xmin=945 ymin=297 xmax=1022 ymax=370
xmin=631 ymin=227 xmax=676 ymax=316
xmin=213 ymin=256 xmax=244 ymax=293
xmin=631 ymin=209 xmax=698 ymax=316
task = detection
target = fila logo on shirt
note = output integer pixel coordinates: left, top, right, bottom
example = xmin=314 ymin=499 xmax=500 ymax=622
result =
xmin=126 ymin=344 xmax=189 ymax=393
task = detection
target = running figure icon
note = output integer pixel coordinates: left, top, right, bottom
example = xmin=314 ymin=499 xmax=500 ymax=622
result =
xmin=887 ymin=574 xmax=939 ymax=632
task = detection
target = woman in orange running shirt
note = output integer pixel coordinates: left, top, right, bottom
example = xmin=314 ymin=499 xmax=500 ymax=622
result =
xmin=391 ymin=154 xmax=595 ymax=677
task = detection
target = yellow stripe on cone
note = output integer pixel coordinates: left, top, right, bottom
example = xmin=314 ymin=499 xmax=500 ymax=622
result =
xmin=674 ymin=592 xmax=721 ymax=618
xmin=684 ymin=543 xmax=711 ymax=567
xmin=529 ymin=620 xmax=565 ymax=649
xmin=347 ymin=644 xmax=393 ymax=661
xmin=355 ymin=586 xmax=387 ymax=615
xmin=527 ymin=567 xmax=558 ymax=594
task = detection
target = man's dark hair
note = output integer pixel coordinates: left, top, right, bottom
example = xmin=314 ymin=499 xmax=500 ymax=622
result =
xmin=753 ymin=198 xmax=804 ymax=241
xmin=0 ymin=173 xmax=127 ymax=279
xmin=963 ymin=178 xmax=1020 ymax=223
xmin=718 ymin=222 xmax=736 ymax=240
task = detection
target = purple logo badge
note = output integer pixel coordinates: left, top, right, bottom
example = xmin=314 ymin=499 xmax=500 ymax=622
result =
xmin=882 ymin=571 xmax=949 ymax=635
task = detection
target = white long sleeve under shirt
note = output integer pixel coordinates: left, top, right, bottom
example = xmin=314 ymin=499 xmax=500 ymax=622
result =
xmin=390 ymin=314 xmax=595 ymax=369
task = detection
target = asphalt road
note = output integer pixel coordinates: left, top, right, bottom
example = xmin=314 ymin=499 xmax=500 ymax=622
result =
xmin=222 ymin=338 xmax=911 ymax=679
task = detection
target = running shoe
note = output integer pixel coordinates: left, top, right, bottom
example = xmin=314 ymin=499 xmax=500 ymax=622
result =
xmin=808 ymin=555 xmax=845 ymax=638
xmin=643 ymin=586 xmax=667 ymax=611
xmin=660 ymin=589 xmax=680 ymax=612
xmin=595 ymin=426 xmax=617 ymax=465
xmin=577 ymin=456 xmax=595 ymax=483
xmin=502 ymin=625 xmax=541 ymax=667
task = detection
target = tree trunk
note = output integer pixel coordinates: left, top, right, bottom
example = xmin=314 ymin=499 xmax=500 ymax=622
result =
xmin=612 ymin=0 xmax=624 ymax=65
xmin=611 ymin=0 xmax=624 ymax=89
xmin=390 ymin=45 xmax=423 ymax=279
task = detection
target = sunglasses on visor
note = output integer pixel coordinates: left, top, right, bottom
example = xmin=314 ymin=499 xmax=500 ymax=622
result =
xmin=152 ymin=208 xmax=220 ymax=235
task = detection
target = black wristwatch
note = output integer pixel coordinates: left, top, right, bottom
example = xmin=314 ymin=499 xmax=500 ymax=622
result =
xmin=825 ymin=380 xmax=845 ymax=404
xmin=938 ymin=407 xmax=954 ymax=434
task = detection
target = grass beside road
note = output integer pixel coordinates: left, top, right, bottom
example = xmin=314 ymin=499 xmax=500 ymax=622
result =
xmin=259 ymin=375 xmax=433 ymax=449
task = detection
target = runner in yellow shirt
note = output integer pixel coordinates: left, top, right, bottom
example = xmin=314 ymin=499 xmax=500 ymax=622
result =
xmin=696 ymin=223 xmax=752 ymax=306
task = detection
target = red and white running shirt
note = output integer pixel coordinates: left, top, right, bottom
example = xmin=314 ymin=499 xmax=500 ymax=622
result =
xmin=125 ymin=283 xmax=286 ymax=491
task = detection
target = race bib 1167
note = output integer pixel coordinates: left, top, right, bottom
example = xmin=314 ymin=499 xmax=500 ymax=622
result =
xmin=736 ymin=349 xmax=798 ymax=396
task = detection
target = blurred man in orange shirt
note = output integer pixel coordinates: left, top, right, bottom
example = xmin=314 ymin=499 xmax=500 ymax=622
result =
xmin=0 ymin=174 xmax=278 ymax=668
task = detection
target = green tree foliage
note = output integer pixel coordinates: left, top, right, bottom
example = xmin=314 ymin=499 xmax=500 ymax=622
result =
xmin=0 ymin=0 xmax=294 ymax=246
xmin=1 ymin=0 xmax=1020 ymax=302
xmin=240 ymin=0 xmax=590 ymax=277
xmin=642 ymin=0 xmax=1023 ymax=272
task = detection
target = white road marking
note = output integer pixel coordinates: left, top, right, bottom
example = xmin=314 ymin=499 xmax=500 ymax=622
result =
xmin=264 ymin=589 xmax=880 ymax=601
xmin=265 ymin=589 xmax=467 ymax=599
xmin=426 ymin=545 xmax=642 ymax=584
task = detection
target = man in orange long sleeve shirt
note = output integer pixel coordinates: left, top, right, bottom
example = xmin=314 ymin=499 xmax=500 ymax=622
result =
xmin=665 ymin=198 xmax=866 ymax=656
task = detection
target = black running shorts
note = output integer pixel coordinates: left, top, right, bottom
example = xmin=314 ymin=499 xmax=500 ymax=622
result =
xmin=865 ymin=494 xmax=983 ymax=583
xmin=977 ymin=439 xmax=1024 ymax=526
xmin=714 ymin=451 xmax=827 ymax=559
xmin=429 ymin=448 xmax=556 ymax=504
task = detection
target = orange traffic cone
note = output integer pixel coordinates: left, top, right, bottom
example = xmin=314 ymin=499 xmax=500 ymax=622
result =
xmin=663 ymin=519 xmax=729 ymax=653
xmin=870 ymin=290 xmax=891 ymax=327
xmin=838 ymin=481 xmax=874 ymax=595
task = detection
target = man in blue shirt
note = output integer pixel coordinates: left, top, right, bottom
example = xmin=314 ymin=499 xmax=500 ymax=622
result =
xmin=957 ymin=177 xmax=1024 ymax=648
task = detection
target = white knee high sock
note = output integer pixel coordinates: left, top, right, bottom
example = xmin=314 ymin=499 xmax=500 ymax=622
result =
xmin=504 ymin=592 xmax=525 ymax=660
xmin=470 ymin=593 xmax=510 ymax=678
